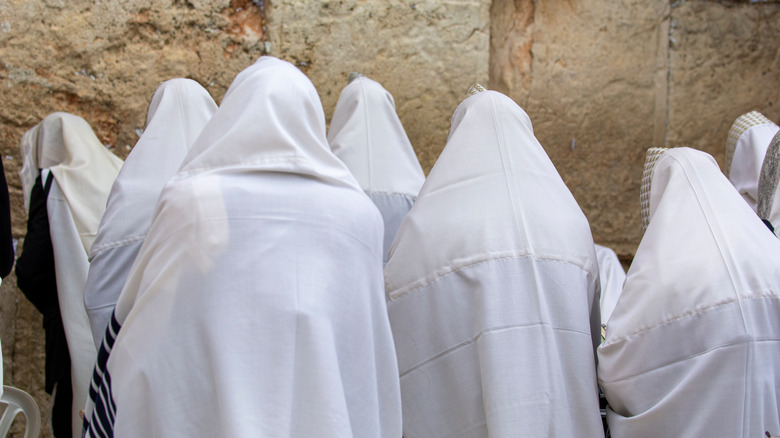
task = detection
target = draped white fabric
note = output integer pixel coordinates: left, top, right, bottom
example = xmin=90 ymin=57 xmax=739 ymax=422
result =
xmin=328 ymin=76 xmax=425 ymax=263
xmin=599 ymin=147 xmax=780 ymax=437
xmin=20 ymin=113 xmax=123 ymax=251
xmin=595 ymin=244 xmax=626 ymax=325
xmin=84 ymin=57 xmax=401 ymax=437
xmin=84 ymin=79 xmax=216 ymax=347
xmin=385 ymin=90 xmax=602 ymax=437
xmin=19 ymin=113 xmax=122 ymax=438
xmin=726 ymin=111 xmax=779 ymax=212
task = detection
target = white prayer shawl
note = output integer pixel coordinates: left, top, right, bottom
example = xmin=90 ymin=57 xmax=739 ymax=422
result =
xmin=384 ymin=90 xmax=603 ymax=437
xmin=328 ymin=76 xmax=425 ymax=263
xmin=599 ymin=147 xmax=780 ymax=438
xmin=84 ymin=56 xmax=402 ymax=437
xmin=595 ymin=244 xmax=626 ymax=325
xmin=84 ymin=79 xmax=216 ymax=348
xmin=725 ymin=111 xmax=779 ymax=212
xmin=19 ymin=113 xmax=122 ymax=438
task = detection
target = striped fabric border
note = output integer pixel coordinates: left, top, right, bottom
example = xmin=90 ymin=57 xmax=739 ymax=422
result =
xmin=725 ymin=111 xmax=774 ymax=178
xmin=641 ymin=147 xmax=669 ymax=231
xmin=83 ymin=312 xmax=121 ymax=437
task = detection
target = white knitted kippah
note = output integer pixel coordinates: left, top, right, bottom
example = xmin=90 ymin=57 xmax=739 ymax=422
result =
xmin=757 ymin=131 xmax=780 ymax=222
xmin=641 ymin=147 xmax=669 ymax=231
xmin=725 ymin=111 xmax=774 ymax=177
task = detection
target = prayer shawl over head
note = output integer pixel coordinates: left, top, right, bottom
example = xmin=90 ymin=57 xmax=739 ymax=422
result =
xmin=596 ymin=244 xmax=626 ymax=325
xmin=725 ymin=111 xmax=779 ymax=211
xmin=84 ymin=78 xmax=217 ymax=347
xmin=599 ymin=147 xmax=780 ymax=437
xmin=327 ymin=76 xmax=425 ymax=263
xmin=19 ymin=112 xmax=122 ymax=438
xmin=384 ymin=90 xmax=603 ymax=437
xmin=757 ymin=131 xmax=780 ymax=234
xmin=84 ymin=56 xmax=402 ymax=438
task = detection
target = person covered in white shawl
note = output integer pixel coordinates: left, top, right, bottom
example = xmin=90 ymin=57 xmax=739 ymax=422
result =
xmin=327 ymin=73 xmax=425 ymax=264
xmin=384 ymin=87 xmax=603 ymax=437
xmin=83 ymin=56 xmax=402 ymax=437
xmin=84 ymin=78 xmax=217 ymax=348
xmin=725 ymin=111 xmax=779 ymax=211
xmin=15 ymin=112 xmax=122 ymax=437
xmin=595 ymin=244 xmax=626 ymax=325
xmin=598 ymin=147 xmax=780 ymax=437
xmin=757 ymin=131 xmax=780 ymax=235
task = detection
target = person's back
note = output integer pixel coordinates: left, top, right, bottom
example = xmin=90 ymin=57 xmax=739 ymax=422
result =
xmin=385 ymin=88 xmax=603 ymax=437
xmin=599 ymin=147 xmax=780 ymax=437
xmin=84 ymin=56 xmax=402 ymax=438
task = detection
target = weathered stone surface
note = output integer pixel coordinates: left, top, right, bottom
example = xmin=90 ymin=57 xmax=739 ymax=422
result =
xmin=667 ymin=1 xmax=780 ymax=166
xmin=490 ymin=0 xmax=670 ymax=258
xmin=266 ymin=0 xmax=491 ymax=169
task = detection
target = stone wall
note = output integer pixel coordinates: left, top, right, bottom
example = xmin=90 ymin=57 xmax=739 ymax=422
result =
xmin=1 ymin=0 xmax=778 ymax=435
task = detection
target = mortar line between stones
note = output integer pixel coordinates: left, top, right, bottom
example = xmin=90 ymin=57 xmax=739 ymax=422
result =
xmin=665 ymin=1 xmax=678 ymax=147
xmin=664 ymin=4 xmax=674 ymax=148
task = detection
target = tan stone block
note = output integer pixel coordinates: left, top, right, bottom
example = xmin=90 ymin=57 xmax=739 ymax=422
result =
xmin=667 ymin=1 xmax=780 ymax=169
xmin=266 ymin=0 xmax=491 ymax=174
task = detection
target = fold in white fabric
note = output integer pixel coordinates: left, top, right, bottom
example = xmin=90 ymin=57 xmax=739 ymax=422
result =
xmin=20 ymin=113 xmax=122 ymax=438
xmin=599 ymin=147 xmax=780 ymax=437
xmin=20 ymin=113 xmax=123 ymax=252
xmin=385 ymin=90 xmax=603 ymax=437
xmin=83 ymin=56 xmax=402 ymax=437
xmin=84 ymin=79 xmax=217 ymax=348
xmin=595 ymin=244 xmax=626 ymax=325
xmin=328 ymin=76 xmax=425 ymax=263
xmin=725 ymin=111 xmax=779 ymax=212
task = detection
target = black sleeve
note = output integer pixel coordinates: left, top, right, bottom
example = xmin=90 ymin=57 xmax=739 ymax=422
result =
xmin=0 ymin=156 xmax=14 ymax=278
xmin=15 ymin=173 xmax=59 ymax=324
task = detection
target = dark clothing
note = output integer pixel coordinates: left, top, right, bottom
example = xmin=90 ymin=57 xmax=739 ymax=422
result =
xmin=0 ymin=156 xmax=14 ymax=278
xmin=15 ymin=173 xmax=72 ymax=437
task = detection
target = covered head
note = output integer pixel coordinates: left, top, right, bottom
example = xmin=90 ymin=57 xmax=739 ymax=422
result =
xmin=599 ymin=147 xmax=780 ymax=437
xmin=84 ymin=78 xmax=217 ymax=347
xmin=84 ymin=56 xmax=401 ymax=437
xmin=20 ymin=112 xmax=123 ymax=251
xmin=385 ymin=89 xmax=602 ymax=437
xmin=725 ymin=111 xmax=779 ymax=211
xmin=328 ymin=75 xmax=425 ymax=263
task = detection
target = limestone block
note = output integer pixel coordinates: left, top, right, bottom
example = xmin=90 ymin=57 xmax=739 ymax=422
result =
xmin=490 ymin=0 xmax=669 ymax=257
xmin=266 ymin=0 xmax=491 ymax=171
xmin=667 ymin=1 xmax=780 ymax=168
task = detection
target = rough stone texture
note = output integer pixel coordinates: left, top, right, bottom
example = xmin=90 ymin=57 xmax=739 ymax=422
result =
xmin=1 ymin=0 xmax=779 ymax=435
xmin=490 ymin=0 xmax=670 ymax=258
xmin=266 ymin=0 xmax=491 ymax=168
xmin=667 ymin=1 xmax=780 ymax=166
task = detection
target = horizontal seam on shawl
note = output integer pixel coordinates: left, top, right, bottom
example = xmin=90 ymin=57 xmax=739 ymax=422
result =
xmin=90 ymin=235 xmax=146 ymax=256
xmin=599 ymin=337 xmax=780 ymax=385
xmin=400 ymin=322 xmax=592 ymax=378
xmin=364 ymin=189 xmax=418 ymax=198
xmin=388 ymin=252 xmax=596 ymax=301
xmin=175 ymin=156 xmax=317 ymax=178
xmin=601 ymin=294 xmax=780 ymax=348
xmin=85 ymin=303 xmax=120 ymax=311
xmin=200 ymin=215 xmax=380 ymax=254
